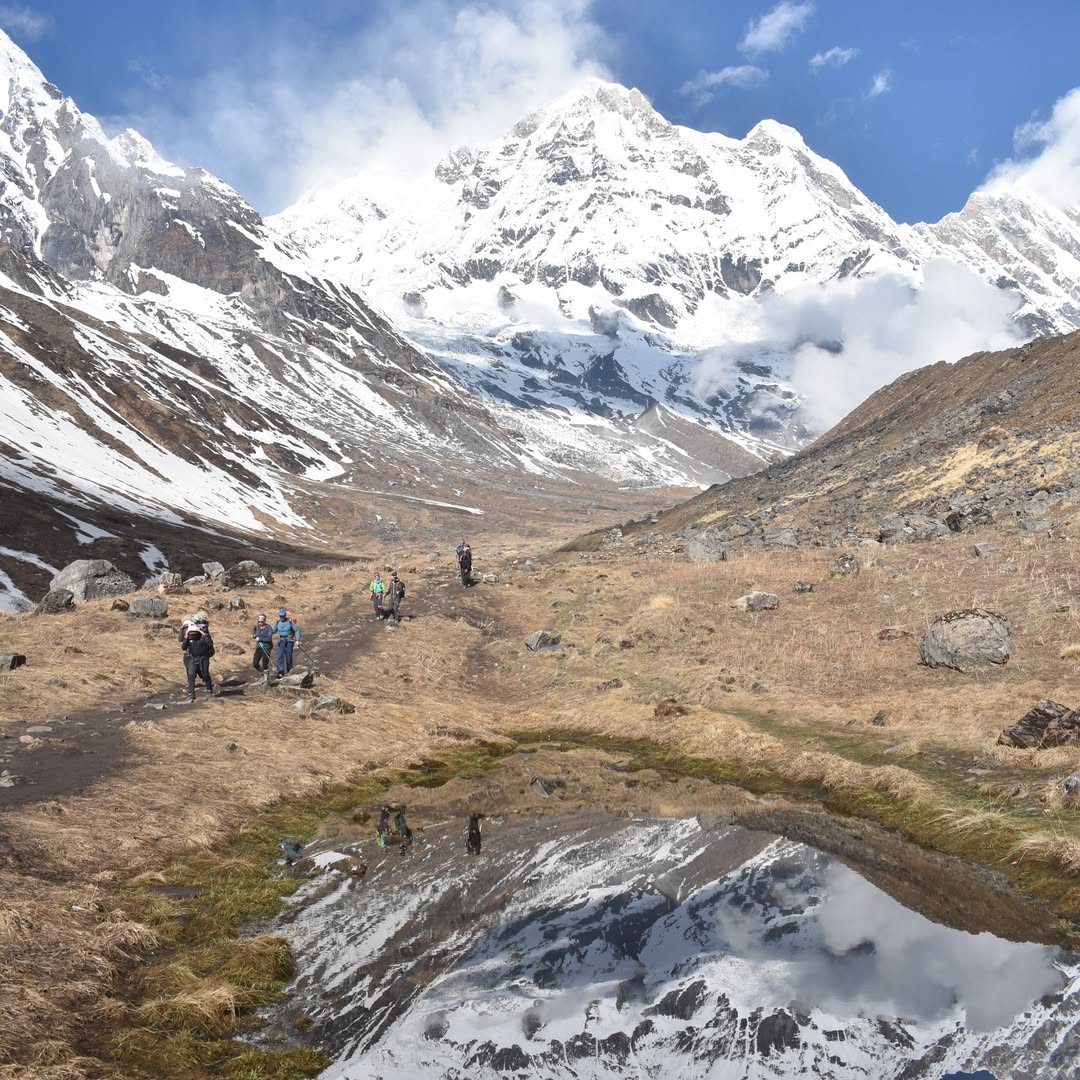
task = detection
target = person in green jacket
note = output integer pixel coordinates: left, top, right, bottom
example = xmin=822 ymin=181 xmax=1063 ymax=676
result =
xmin=369 ymin=573 xmax=386 ymax=619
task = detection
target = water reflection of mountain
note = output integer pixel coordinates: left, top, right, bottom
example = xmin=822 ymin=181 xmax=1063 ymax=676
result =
xmin=266 ymin=814 xmax=1078 ymax=1079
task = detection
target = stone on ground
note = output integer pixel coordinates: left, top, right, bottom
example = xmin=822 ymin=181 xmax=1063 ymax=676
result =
xmin=128 ymin=597 xmax=169 ymax=618
xmin=202 ymin=561 xmax=226 ymax=581
xmin=157 ymin=572 xmax=184 ymax=593
xmin=229 ymin=596 xmax=246 ymax=610
xmin=49 ymin=559 xmax=136 ymax=603
xmin=830 ymin=552 xmax=860 ymax=579
xmin=973 ymin=543 xmax=997 ymax=558
xmin=314 ymin=695 xmax=356 ymax=715
xmin=110 ymin=598 xmax=129 ymax=611
xmin=878 ymin=627 xmax=914 ymax=641
xmin=0 ymin=653 xmax=26 ymax=671
xmin=762 ymin=526 xmax=798 ymax=547
xmin=220 ymin=560 xmax=274 ymax=588
xmin=732 ymin=592 xmax=778 ymax=612
xmin=525 ymin=630 xmax=562 ymax=651
xmin=920 ymin=609 xmax=1011 ymax=671
xmin=997 ymin=699 xmax=1080 ymax=749
xmin=34 ymin=589 xmax=74 ymax=615
xmin=278 ymin=669 xmax=315 ymax=689
xmin=792 ymin=581 xmax=814 ymax=593
xmin=481 ymin=572 xmax=499 ymax=584
xmin=687 ymin=536 xmax=728 ymax=562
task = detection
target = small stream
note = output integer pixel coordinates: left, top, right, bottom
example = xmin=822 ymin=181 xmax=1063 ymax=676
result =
xmin=264 ymin=812 xmax=1078 ymax=1079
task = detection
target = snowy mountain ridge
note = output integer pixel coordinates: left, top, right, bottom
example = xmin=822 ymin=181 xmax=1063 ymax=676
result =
xmin=273 ymin=78 xmax=1080 ymax=449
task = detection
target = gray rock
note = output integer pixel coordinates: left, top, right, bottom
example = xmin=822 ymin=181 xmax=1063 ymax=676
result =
xmin=525 ymin=630 xmax=562 ymax=652
xmin=1018 ymin=518 xmax=1052 ymax=534
xmin=25 ymin=725 xmax=52 ymax=734
xmin=732 ymin=592 xmax=779 ymax=612
xmin=34 ymin=589 xmax=74 ymax=615
xmin=830 ymin=552 xmax=860 ymax=579
xmin=687 ymin=538 xmax=728 ymax=562
xmin=110 ymin=598 xmax=129 ymax=611
xmin=0 ymin=771 xmax=24 ymax=787
xmin=49 ymin=559 xmax=136 ymax=603
xmin=718 ymin=522 xmax=752 ymax=542
xmin=278 ymin=669 xmax=315 ymax=689
xmin=220 ymin=560 xmax=274 ymax=588
xmin=202 ymin=561 xmax=226 ymax=580
xmin=998 ymin=700 xmax=1080 ymax=749
xmin=229 ymin=597 xmax=246 ymax=610
xmin=481 ymin=572 xmax=500 ymax=584
xmin=426 ymin=552 xmax=441 ymax=562
xmin=973 ymin=543 xmax=998 ymax=558
xmin=0 ymin=653 xmax=26 ymax=671
xmin=128 ymin=597 xmax=169 ymax=618
xmin=529 ymin=776 xmax=566 ymax=798
xmin=791 ymin=581 xmax=814 ymax=593
xmin=313 ymin=695 xmax=356 ymax=715
xmin=920 ymin=609 xmax=1011 ymax=671
xmin=1063 ymin=773 xmax=1080 ymax=795
xmin=157 ymin=571 xmax=184 ymax=593
xmin=762 ymin=526 xmax=798 ymax=547
xmin=184 ymin=575 xmax=208 ymax=586
xmin=878 ymin=627 xmax=914 ymax=641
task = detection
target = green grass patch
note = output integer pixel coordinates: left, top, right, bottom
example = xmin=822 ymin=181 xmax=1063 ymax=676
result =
xmin=99 ymin=742 xmax=516 ymax=1079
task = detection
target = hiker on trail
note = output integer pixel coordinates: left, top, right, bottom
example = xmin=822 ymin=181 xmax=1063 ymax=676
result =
xmin=369 ymin=573 xmax=386 ymax=619
xmin=180 ymin=624 xmax=215 ymax=702
xmin=273 ymin=608 xmax=301 ymax=676
xmin=466 ymin=813 xmax=482 ymax=855
xmin=459 ymin=544 xmax=473 ymax=588
xmin=386 ymin=571 xmax=406 ymax=624
xmin=395 ymin=806 xmax=413 ymax=853
xmin=377 ymin=806 xmax=392 ymax=849
xmin=456 ymin=539 xmax=466 ymax=564
xmin=252 ymin=613 xmax=274 ymax=673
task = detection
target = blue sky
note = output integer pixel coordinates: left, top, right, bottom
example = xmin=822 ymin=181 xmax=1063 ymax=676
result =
xmin=8 ymin=0 xmax=1080 ymax=220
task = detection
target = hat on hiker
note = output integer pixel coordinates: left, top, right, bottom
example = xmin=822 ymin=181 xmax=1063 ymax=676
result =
xmin=257 ymin=613 xmax=266 ymax=622
xmin=278 ymin=608 xmax=287 ymax=617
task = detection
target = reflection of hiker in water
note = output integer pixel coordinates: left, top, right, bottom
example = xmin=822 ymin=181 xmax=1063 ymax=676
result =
xmin=377 ymin=806 xmax=392 ymax=849
xmin=466 ymin=813 xmax=482 ymax=855
xmin=395 ymin=806 xmax=413 ymax=853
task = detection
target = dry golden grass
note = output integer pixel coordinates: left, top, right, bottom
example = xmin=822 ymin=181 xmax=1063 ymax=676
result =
xmin=3 ymin=517 xmax=1080 ymax=1075
xmin=1061 ymin=644 xmax=1080 ymax=660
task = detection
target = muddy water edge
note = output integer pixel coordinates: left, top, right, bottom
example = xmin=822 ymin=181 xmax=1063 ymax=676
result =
xmin=93 ymin=736 xmax=1078 ymax=1079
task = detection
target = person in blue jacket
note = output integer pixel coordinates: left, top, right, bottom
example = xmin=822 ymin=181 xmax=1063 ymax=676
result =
xmin=273 ymin=608 xmax=301 ymax=675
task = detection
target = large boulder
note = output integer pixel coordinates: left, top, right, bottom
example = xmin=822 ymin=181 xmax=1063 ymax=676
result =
xmin=762 ymin=526 xmax=799 ymax=548
xmin=128 ymin=597 xmax=169 ymax=618
xmin=919 ymin=609 xmax=1011 ymax=671
xmin=34 ymin=589 xmax=74 ymax=615
xmin=732 ymin=592 xmax=779 ymax=612
xmin=687 ymin=536 xmax=728 ymax=562
xmin=201 ymin=561 xmax=226 ymax=581
xmin=525 ymin=630 xmax=562 ymax=652
xmin=157 ymin=572 xmax=184 ymax=594
xmin=997 ymin=700 xmax=1080 ymax=749
xmin=0 ymin=653 xmax=26 ymax=671
xmin=220 ymin=560 xmax=274 ymax=588
xmin=49 ymin=559 xmax=136 ymax=603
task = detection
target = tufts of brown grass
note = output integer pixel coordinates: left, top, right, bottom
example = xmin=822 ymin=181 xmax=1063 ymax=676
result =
xmin=1060 ymin=644 xmax=1080 ymax=660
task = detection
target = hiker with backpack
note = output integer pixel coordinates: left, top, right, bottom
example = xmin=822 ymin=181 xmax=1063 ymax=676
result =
xmin=369 ymin=572 xmax=386 ymax=619
xmin=395 ymin=806 xmax=413 ymax=853
xmin=180 ymin=622 xmax=215 ymax=702
xmin=273 ymin=608 xmax=301 ymax=675
xmin=386 ymin=571 xmax=406 ymax=623
xmin=466 ymin=813 xmax=482 ymax=855
xmin=377 ymin=806 xmax=392 ymax=850
xmin=459 ymin=544 xmax=473 ymax=587
xmin=252 ymin=613 xmax=274 ymax=673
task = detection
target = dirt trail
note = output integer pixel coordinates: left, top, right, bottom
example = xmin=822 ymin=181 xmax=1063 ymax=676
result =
xmin=0 ymin=569 xmax=478 ymax=810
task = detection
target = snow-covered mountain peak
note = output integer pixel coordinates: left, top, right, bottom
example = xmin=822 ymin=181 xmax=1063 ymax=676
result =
xmin=511 ymin=77 xmax=670 ymax=139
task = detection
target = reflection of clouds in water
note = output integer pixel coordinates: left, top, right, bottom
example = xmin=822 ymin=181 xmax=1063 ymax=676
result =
xmin=714 ymin=861 xmax=1065 ymax=1032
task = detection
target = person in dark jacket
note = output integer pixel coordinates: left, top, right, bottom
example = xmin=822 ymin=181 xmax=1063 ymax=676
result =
xmin=386 ymin=572 xmax=406 ymax=623
xmin=181 ymin=627 xmax=215 ymax=702
xmin=394 ymin=806 xmax=413 ymax=852
xmin=252 ymin=613 xmax=274 ymax=672
xmin=466 ymin=813 xmax=482 ymax=855
xmin=459 ymin=544 xmax=473 ymax=587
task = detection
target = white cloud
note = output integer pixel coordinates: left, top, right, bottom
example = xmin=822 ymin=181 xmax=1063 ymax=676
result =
xmin=693 ymin=259 xmax=1025 ymax=433
xmin=680 ymin=65 xmax=768 ymax=107
xmin=112 ymin=0 xmax=612 ymax=213
xmin=980 ymin=86 xmax=1080 ymax=210
xmin=809 ymin=45 xmax=858 ymax=72
xmin=0 ymin=4 xmax=52 ymax=41
xmin=739 ymin=2 xmax=814 ymax=57
xmin=867 ymin=69 xmax=891 ymax=99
